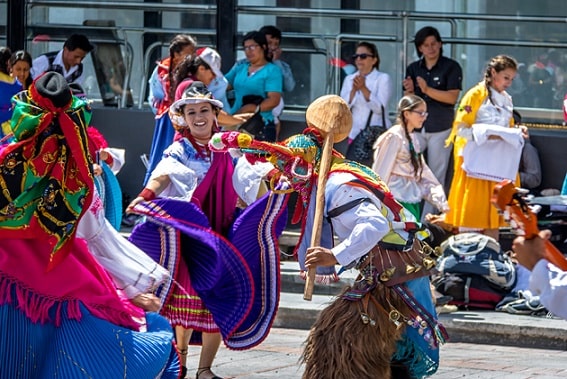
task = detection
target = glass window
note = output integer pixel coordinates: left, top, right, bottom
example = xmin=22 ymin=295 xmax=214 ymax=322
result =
xmin=13 ymin=0 xmax=567 ymax=125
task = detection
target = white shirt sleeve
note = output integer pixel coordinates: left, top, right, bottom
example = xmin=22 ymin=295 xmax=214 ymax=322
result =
xmin=367 ymin=72 xmax=392 ymax=126
xmin=327 ymin=184 xmax=391 ymax=266
xmin=148 ymin=66 xmax=164 ymax=114
xmin=104 ymin=147 xmax=126 ymax=174
xmin=30 ymin=55 xmax=50 ymax=79
xmin=232 ymin=158 xmax=273 ymax=205
xmin=529 ymin=259 xmax=567 ymax=319
xmin=340 ymin=74 xmax=354 ymax=105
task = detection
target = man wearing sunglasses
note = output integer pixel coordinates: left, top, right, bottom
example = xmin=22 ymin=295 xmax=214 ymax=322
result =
xmin=403 ymin=26 xmax=462 ymax=219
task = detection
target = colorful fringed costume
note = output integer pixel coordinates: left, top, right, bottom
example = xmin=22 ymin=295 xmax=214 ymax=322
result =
xmin=0 ymin=73 xmax=179 ymax=378
xmin=210 ymin=128 xmax=448 ymax=378
xmin=128 ymin=114 xmax=288 ymax=349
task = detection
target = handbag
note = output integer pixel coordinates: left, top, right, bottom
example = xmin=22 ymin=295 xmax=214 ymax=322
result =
xmin=242 ymin=94 xmax=264 ymax=106
xmin=347 ymin=105 xmax=387 ymax=165
xmin=237 ymin=95 xmax=266 ymax=137
xmin=237 ymin=107 xmax=264 ymax=136
xmin=360 ymin=239 xmax=439 ymax=287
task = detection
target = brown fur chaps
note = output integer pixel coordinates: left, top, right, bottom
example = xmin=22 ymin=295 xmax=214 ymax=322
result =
xmin=301 ymin=284 xmax=412 ymax=379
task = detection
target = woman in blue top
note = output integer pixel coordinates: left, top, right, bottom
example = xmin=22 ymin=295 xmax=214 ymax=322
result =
xmin=225 ymin=31 xmax=282 ymax=141
xmin=0 ymin=46 xmax=22 ymax=143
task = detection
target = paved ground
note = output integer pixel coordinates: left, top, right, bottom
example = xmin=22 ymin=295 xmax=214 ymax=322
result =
xmin=119 ymin=227 xmax=567 ymax=377
xmin=183 ymin=327 xmax=567 ymax=379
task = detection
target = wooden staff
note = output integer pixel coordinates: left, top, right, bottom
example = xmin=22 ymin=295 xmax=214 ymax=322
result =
xmin=303 ymin=95 xmax=352 ymax=301
xmin=304 ymin=132 xmax=334 ymax=300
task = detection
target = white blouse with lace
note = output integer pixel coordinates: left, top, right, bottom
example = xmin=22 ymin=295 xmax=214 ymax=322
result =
xmin=371 ymin=124 xmax=448 ymax=211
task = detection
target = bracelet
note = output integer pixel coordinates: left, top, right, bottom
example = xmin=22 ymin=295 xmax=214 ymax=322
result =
xmin=139 ymin=188 xmax=156 ymax=201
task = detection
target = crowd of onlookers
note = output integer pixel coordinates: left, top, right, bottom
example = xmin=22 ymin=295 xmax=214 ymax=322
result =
xmin=3 ymin=23 xmax=567 ymax=379
xmin=0 ymin=27 xmax=560 ymax=250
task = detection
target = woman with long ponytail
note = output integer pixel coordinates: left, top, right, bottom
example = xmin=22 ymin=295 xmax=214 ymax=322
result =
xmin=145 ymin=34 xmax=197 ymax=185
xmin=444 ymin=55 xmax=524 ymax=241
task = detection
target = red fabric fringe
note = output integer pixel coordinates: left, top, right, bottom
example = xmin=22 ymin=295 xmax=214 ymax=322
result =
xmin=0 ymin=274 xmax=141 ymax=329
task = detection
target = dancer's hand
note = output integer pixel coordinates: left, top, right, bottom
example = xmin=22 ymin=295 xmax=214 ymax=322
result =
xmin=93 ymin=163 xmax=103 ymax=176
xmin=512 ymin=229 xmax=551 ymax=270
xmin=305 ymin=246 xmax=338 ymax=268
xmin=126 ymin=197 xmax=145 ymax=214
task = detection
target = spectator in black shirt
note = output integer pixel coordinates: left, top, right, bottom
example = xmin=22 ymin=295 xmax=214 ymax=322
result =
xmin=403 ymin=26 xmax=462 ymax=218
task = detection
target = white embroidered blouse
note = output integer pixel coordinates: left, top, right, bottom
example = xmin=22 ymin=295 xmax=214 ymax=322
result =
xmin=371 ymin=124 xmax=449 ymax=211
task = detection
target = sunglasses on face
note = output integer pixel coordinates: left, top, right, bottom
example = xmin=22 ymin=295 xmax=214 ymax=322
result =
xmin=352 ymin=53 xmax=374 ymax=60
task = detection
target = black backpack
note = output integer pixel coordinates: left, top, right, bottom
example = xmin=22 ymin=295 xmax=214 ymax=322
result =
xmin=432 ymin=233 xmax=517 ymax=309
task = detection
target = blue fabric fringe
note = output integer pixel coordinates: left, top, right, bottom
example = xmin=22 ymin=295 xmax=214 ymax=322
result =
xmin=0 ymin=299 xmax=179 ymax=378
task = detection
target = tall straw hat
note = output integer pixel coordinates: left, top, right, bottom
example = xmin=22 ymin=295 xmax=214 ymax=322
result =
xmin=305 ymin=94 xmax=352 ymax=143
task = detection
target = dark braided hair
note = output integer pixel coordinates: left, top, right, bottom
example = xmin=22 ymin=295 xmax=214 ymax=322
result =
xmin=396 ymin=94 xmax=425 ymax=180
xmin=9 ymin=50 xmax=33 ymax=89
xmin=166 ymin=34 xmax=197 ymax=101
xmin=0 ymin=46 xmax=12 ymax=75
xmin=172 ymin=55 xmax=212 ymax=93
xmin=484 ymin=55 xmax=517 ymax=106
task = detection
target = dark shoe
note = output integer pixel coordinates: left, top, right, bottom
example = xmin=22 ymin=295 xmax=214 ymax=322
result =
xmin=176 ymin=346 xmax=188 ymax=379
xmin=196 ymin=367 xmax=223 ymax=379
xmin=435 ymin=294 xmax=453 ymax=306
xmin=501 ymin=297 xmax=547 ymax=315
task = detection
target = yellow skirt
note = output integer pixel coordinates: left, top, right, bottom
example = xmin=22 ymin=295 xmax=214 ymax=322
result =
xmin=445 ymin=149 xmax=519 ymax=230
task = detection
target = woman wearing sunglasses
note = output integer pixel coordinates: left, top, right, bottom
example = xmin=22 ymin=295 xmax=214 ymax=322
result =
xmin=371 ymin=94 xmax=449 ymax=220
xmin=341 ymin=41 xmax=392 ymax=166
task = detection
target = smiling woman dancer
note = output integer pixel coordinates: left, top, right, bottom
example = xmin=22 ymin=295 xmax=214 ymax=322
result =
xmin=127 ymin=81 xmax=287 ymax=379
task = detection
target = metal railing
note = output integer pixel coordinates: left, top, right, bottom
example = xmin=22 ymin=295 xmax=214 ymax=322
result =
xmin=28 ymin=0 xmax=216 ymax=13
xmin=19 ymin=3 xmax=567 ymax=124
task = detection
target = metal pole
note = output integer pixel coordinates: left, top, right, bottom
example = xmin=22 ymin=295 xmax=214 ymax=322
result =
xmin=216 ymin=0 xmax=236 ymax=74
xmin=7 ymin=0 xmax=27 ymax=51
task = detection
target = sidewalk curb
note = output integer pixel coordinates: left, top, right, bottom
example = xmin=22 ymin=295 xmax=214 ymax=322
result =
xmin=438 ymin=311 xmax=567 ymax=350
xmin=276 ymin=262 xmax=567 ymax=351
